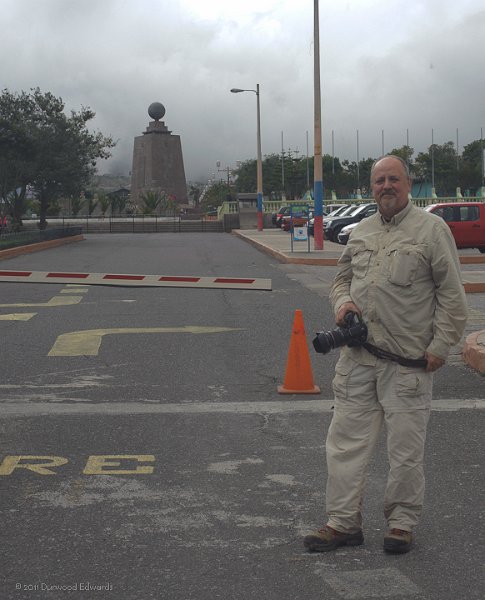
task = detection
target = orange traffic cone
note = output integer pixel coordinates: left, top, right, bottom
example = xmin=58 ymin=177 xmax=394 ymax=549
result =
xmin=277 ymin=309 xmax=320 ymax=394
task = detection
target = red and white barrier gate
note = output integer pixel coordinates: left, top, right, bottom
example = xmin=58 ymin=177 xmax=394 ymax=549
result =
xmin=0 ymin=270 xmax=272 ymax=291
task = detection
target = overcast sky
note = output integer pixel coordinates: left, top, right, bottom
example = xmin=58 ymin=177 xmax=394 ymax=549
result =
xmin=3 ymin=0 xmax=485 ymax=182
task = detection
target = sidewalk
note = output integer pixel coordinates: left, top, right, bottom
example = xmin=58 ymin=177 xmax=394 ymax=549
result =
xmin=233 ymin=228 xmax=485 ymax=373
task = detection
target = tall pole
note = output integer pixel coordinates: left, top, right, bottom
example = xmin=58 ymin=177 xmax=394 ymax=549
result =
xmin=381 ymin=129 xmax=385 ymax=156
xmin=331 ymin=129 xmax=335 ymax=175
xmin=255 ymin=84 xmax=263 ymax=230
xmin=456 ymin=127 xmax=459 ymax=171
xmin=431 ymin=128 xmax=435 ymax=190
xmin=230 ymin=85 xmax=264 ymax=230
xmin=281 ymin=131 xmax=285 ymax=191
xmin=481 ymin=127 xmax=484 ymax=188
xmin=306 ymin=130 xmax=310 ymax=188
xmin=313 ymin=0 xmax=324 ymax=249
xmin=356 ymin=129 xmax=360 ymax=189
xmin=406 ymin=128 xmax=410 ymax=168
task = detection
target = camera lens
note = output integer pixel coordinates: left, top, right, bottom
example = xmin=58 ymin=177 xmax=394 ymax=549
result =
xmin=313 ymin=329 xmax=348 ymax=354
xmin=312 ymin=313 xmax=368 ymax=354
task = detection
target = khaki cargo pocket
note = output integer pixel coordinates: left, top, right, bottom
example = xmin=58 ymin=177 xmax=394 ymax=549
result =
xmin=387 ymin=245 xmax=426 ymax=286
xmin=332 ymin=358 xmax=354 ymax=401
xmin=351 ymin=247 xmax=373 ymax=279
xmin=394 ymin=366 xmax=432 ymax=409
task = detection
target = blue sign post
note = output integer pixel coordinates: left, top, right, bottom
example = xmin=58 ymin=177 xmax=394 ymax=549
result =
xmin=290 ymin=204 xmax=311 ymax=253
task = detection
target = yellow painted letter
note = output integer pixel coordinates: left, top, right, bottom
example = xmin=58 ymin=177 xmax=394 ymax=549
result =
xmin=0 ymin=455 xmax=68 ymax=475
xmin=83 ymin=455 xmax=155 ymax=475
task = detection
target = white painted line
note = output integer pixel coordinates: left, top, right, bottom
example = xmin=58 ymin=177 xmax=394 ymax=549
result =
xmin=0 ymin=269 xmax=272 ymax=290
xmin=0 ymin=398 xmax=483 ymax=417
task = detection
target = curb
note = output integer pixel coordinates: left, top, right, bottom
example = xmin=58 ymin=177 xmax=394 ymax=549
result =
xmin=0 ymin=235 xmax=84 ymax=260
xmin=463 ymin=330 xmax=485 ymax=374
xmin=232 ymin=230 xmax=485 ymax=292
xmin=232 ymin=230 xmax=339 ymax=265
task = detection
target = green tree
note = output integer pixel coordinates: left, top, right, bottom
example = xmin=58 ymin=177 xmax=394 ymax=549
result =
xmin=86 ymin=196 xmax=99 ymax=216
xmin=0 ymin=90 xmax=37 ymax=225
xmin=110 ymin=194 xmax=126 ymax=216
xmin=0 ymin=88 xmax=115 ymax=228
xmin=415 ymin=141 xmax=457 ymax=196
xmin=201 ymin=181 xmax=229 ymax=211
xmin=388 ymin=145 xmax=414 ymax=170
xmin=461 ymin=139 xmax=484 ymax=193
xmin=140 ymin=190 xmax=163 ymax=215
xmin=70 ymin=195 xmax=85 ymax=216
xmin=98 ymin=193 xmax=111 ymax=217
xmin=188 ymin=184 xmax=202 ymax=206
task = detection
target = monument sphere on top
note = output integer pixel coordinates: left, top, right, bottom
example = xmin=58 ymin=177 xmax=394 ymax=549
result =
xmin=148 ymin=102 xmax=166 ymax=121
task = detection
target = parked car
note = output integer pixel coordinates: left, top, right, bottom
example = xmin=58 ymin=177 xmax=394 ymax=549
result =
xmin=273 ymin=206 xmax=291 ymax=228
xmin=323 ymin=203 xmax=378 ymax=242
xmin=337 ymin=221 xmax=359 ymax=245
xmin=281 ymin=208 xmax=314 ymax=232
xmin=308 ymin=204 xmax=352 ymax=236
xmin=424 ymin=202 xmax=485 ymax=253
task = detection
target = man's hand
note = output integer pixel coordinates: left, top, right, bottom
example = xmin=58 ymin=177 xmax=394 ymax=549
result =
xmin=425 ymin=352 xmax=445 ymax=372
xmin=335 ymin=302 xmax=361 ymax=326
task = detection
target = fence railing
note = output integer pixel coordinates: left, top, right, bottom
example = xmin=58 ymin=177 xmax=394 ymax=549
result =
xmin=0 ymin=226 xmax=82 ymax=250
xmin=15 ymin=215 xmax=224 ymax=234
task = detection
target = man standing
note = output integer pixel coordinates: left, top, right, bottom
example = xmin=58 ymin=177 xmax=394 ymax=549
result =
xmin=304 ymin=155 xmax=468 ymax=554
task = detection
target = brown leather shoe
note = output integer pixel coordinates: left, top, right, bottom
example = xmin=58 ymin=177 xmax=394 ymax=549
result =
xmin=304 ymin=525 xmax=364 ymax=552
xmin=384 ymin=528 xmax=413 ymax=554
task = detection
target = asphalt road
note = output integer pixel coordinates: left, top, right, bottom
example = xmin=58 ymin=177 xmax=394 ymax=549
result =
xmin=1 ymin=233 xmax=484 ymax=600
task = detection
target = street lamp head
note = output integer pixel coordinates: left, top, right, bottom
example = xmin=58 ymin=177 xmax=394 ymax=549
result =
xmin=230 ymin=88 xmax=245 ymax=93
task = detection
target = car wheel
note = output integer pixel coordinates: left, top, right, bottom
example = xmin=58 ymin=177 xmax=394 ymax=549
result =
xmin=331 ymin=226 xmax=344 ymax=242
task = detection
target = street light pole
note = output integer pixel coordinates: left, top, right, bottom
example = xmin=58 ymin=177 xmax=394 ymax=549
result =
xmin=313 ymin=0 xmax=324 ymax=250
xmin=231 ymin=85 xmax=264 ymax=231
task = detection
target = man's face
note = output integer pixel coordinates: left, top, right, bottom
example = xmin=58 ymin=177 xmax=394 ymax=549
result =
xmin=371 ymin=157 xmax=411 ymax=220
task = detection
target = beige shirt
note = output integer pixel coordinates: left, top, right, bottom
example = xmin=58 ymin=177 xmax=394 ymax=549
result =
xmin=330 ymin=201 xmax=468 ymax=362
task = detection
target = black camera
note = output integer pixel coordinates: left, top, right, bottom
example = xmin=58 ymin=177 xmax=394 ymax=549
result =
xmin=313 ymin=312 xmax=368 ymax=354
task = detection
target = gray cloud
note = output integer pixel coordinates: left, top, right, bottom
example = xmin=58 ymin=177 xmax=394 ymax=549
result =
xmin=2 ymin=0 xmax=484 ymax=182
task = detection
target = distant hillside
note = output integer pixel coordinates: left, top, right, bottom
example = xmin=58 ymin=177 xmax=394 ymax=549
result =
xmin=91 ymin=174 xmax=131 ymax=191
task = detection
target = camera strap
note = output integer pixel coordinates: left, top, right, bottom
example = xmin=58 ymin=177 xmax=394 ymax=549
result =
xmin=362 ymin=342 xmax=428 ymax=369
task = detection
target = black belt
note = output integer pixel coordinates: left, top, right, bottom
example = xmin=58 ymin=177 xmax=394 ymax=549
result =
xmin=362 ymin=342 xmax=428 ymax=369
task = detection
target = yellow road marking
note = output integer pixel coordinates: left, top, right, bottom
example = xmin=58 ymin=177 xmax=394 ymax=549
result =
xmin=83 ymin=455 xmax=155 ymax=475
xmin=0 ymin=454 xmax=155 ymax=476
xmin=48 ymin=326 xmax=242 ymax=357
xmin=0 ymin=313 xmax=37 ymax=321
xmin=60 ymin=288 xmax=89 ymax=294
xmin=0 ymin=455 xmax=69 ymax=476
xmin=0 ymin=296 xmax=82 ymax=308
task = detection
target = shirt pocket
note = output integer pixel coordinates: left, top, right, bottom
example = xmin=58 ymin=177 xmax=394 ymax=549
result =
xmin=351 ymin=243 xmax=374 ymax=279
xmin=387 ymin=245 xmax=427 ymax=287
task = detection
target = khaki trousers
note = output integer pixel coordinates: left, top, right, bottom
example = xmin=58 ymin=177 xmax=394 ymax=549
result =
xmin=325 ymin=355 xmax=433 ymax=533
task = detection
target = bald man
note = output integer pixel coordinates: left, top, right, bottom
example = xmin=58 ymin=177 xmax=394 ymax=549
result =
xmin=304 ymin=155 xmax=468 ymax=554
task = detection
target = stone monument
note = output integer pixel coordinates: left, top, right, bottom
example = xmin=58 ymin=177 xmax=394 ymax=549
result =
xmin=130 ymin=102 xmax=188 ymax=206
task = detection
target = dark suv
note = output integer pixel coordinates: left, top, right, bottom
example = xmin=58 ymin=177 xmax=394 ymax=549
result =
xmin=323 ymin=203 xmax=378 ymax=242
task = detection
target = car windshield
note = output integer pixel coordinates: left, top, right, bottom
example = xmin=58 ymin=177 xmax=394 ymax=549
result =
xmin=339 ymin=205 xmax=358 ymax=216
xmin=327 ymin=206 xmax=348 ymax=217
xmin=351 ymin=204 xmax=372 ymax=215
